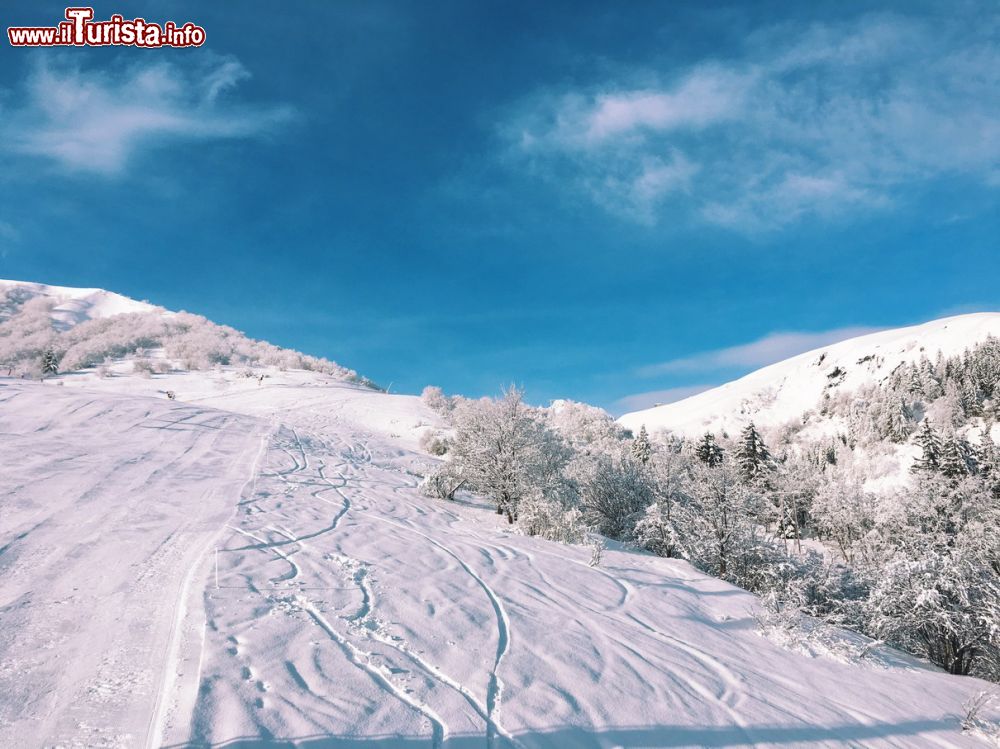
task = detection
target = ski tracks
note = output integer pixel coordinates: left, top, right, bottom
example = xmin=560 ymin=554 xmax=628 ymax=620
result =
xmin=207 ymin=424 xmax=525 ymax=748
xmin=361 ymin=513 xmax=522 ymax=749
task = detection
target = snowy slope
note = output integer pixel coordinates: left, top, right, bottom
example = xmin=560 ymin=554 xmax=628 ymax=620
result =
xmin=0 ymin=278 xmax=164 ymax=330
xmin=619 ymin=313 xmax=1000 ymax=439
xmin=0 ymin=381 xmax=267 ymax=747
xmin=1 ymin=376 xmax=997 ymax=747
xmin=2 ymin=282 xmax=999 ymax=747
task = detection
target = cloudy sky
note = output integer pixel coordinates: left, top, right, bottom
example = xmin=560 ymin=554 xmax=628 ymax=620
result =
xmin=1 ymin=0 xmax=998 ymax=412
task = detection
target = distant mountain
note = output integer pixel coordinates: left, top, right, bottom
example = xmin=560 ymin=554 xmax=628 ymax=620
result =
xmin=619 ymin=314 xmax=1000 ymax=440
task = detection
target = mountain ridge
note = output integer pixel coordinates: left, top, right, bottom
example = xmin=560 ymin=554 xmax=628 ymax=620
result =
xmin=619 ymin=313 xmax=1000 ymax=439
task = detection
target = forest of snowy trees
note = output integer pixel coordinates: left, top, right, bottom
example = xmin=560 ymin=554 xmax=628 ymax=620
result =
xmin=420 ymin=338 xmax=1000 ymax=682
xmin=0 ymin=287 xmax=373 ymax=385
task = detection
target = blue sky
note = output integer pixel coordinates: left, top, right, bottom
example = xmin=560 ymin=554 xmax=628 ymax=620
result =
xmin=1 ymin=1 xmax=998 ymax=413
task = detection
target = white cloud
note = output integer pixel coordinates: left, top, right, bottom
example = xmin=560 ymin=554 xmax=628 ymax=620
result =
xmin=581 ymin=68 xmax=749 ymax=144
xmin=506 ymin=10 xmax=1000 ymax=230
xmin=612 ymin=384 xmax=715 ymax=414
xmin=584 ymin=151 xmax=699 ymax=224
xmin=637 ymin=326 xmax=883 ymax=377
xmin=3 ymin=57 xmax=292 ymax=175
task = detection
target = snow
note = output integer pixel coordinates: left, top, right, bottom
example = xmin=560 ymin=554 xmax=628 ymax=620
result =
xmin=0 ymin=278 xmax=164 ymax=330
xmin=1 ymin=281 xmax=998 ymax=747
xmin=0 ymin=381 xmax=266 ymax=747
xmin=2 ymin=372 xmax=997 ymax=747
xmin=619 ymin=313 xmax=1000 ymax=439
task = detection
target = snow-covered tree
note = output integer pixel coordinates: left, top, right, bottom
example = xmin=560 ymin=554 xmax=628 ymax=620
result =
xmin=939 ymin=435 xmax=971 ymax=480
xmin=811 ymin=476 xmax=877 ymax=565
xmin=735 ymin=422 xmax=772 ymax=484
xmin=447 ymin=386 xmax=570 ymax=523
xmin=421 ymin=385 xmax=453 ymax=414
xmin=881 ymin=396 xmax=912 ymax=443
xmin=912 ymin=419 xmax=942 ymax=473
xmin=40 ymin=349 xmax=59 ymax=377
xmin=695 ymin=432 xmax=724 ymax=467
xmin=633 ymin=500 xmax=684 ymax=558
xmin=684 ymin=461 xmax=770 ymax=581
xmin=631 ymin=425 xmax=652 ymax=466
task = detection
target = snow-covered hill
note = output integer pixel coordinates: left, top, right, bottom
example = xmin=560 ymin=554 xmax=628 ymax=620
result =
xmin=619 ymin=314 xmax=1000 ymax=440
xmin=0 ymin=278 xmax=164 ymax=330
xmin=0 ymin=278 xmax=370 ymax=384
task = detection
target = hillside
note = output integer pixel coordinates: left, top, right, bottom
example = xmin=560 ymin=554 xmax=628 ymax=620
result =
xmin=1 ymin=283 xmax=998 ymax=747
xmin=1 ymin=379 xmax=996 ymax=748
xmin=0 ymin=279 xmax=164 ymax=328
xmin=0 ymin=278 xmax=371 ymax=385
xmin=620 ymin=314 xmax=1000 ymax=443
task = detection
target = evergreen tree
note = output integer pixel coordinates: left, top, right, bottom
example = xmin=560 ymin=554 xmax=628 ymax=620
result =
xmin=905 ymin=363 xmax=924 ymax=396
xmin=695 ymin=432 xmax=724 ymax=467
xmin=631 ymin=425 xmax=652 ymax=466
xmin=912 ymin=419 xmax=942 ymax=473
xmin=40 ymin=349 xmax=59 ymax=377
xmin=735 ymin=422 xmax=772 ymax=484
xmin=882 ymin=396 xmax=912 ymax=443
xmin=939 ymin=436 xmax=970 ymax=479
xmin=960 ymin=377 xmax=982 ymax=417
xmin=976 ymin=430 xmax=1000 ymax=498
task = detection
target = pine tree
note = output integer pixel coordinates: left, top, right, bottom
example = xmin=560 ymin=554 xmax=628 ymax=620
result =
xmin=939 ymin=436 xmax=969 ymax=479
xmin=882 ymin=396 xmax=912 ymax=443
xmin=735 ymin=422 xmax=772 ymax=484
xmin=906 ymin=363 xmax=924 ymax=396
xmin=695 ymin=432 xmax=724 ymax=467
xmin=631 ymin=425 xmax=652 ymax=466
xmin=976 ymin=430 xmax=1000 ymax=498
xmin=912 ymin=419 xmax=942 ymax=473
xmin=960 ymin=377 xmax=982 ymax=417
xmin=40 ymin=349 xmax=59 ymax=377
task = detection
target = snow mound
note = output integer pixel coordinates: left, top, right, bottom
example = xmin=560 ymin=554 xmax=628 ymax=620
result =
xmin=620 ymin=313 xmax=1000 ymax=438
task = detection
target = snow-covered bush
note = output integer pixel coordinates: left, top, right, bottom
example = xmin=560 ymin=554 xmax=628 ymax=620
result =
xmin=421 ymin=385 xmax=454 ymax=415
xmin=418 ymin=429 xmax=451 ymax=456
xmin=865 ymin=547 xmax=1000 ymax=676
xmin=516 ymin=493 xmax=587 ymax=544
xmin=419 ymin=464 xmax=465 ymax=501
xmin=580 ymin=455 xmax=654 ymax=538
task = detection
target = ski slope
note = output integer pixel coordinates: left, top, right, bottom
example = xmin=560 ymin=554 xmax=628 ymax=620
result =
xmin=2 ymin=374 xmax=996 ymax=747
xmin=620 ymin=314 xmax=1000 ymax=438
xmin=0 ymin=381 xmax=267 ymax=748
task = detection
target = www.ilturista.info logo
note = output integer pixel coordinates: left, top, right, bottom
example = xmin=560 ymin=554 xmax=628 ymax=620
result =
xmin=8 ymin=7 xmax=206 ymax=48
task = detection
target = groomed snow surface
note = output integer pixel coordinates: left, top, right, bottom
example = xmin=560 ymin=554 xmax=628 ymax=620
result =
xmin=2 ymin=373 xmax=998 ymax=748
